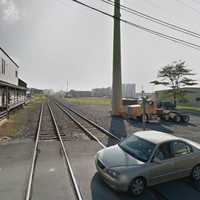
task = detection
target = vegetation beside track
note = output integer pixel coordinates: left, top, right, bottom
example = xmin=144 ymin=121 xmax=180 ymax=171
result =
xmin=177 ymin=105 xmax=200 ymax=112
xmin=0 ymin=94 xmax=46 ymax=138
xmin=64 ymin=97 xmax=111 ymax=105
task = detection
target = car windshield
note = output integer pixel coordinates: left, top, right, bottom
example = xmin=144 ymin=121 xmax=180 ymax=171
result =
xmin=119 ymin=135 xmax=156 ymax=162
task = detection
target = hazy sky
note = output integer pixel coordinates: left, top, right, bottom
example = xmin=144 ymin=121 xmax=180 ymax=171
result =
xmin=0 ymin=0 xmax=200 ymax=92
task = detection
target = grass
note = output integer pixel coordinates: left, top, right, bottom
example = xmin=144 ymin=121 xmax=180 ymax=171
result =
xmin=64 ymin=97 xmax=111 ymax=106
xmin=0 ymin=94 xmax=46 ymax=138
xmin=177 ymin=105 xmax=200 ymax=112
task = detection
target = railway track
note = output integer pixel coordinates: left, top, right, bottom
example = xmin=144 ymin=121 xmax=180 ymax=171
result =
xmin=25 ymin=102 xmax=83 ymax=200
xmin=25 ymin=99 xmax=200 ymax=200
xmin=52 ymin=100 xmax=171 ymax=200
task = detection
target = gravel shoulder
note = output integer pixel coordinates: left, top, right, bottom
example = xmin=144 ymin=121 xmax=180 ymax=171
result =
xmin=0 ymin=95 xmax=44 ymax=141
xmin=66 ymin=103 xmax=200 ymax=143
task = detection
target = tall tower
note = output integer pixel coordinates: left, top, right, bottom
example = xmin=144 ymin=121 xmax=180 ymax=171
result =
xmin=112 ymin=0 xmax=123 ymax=116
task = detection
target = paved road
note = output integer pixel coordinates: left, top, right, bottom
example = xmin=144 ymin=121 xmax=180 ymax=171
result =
xmin=1 ymin=139 xmax=200 ymax=200
xmin=0 ymin=139 xmax=33 ymax=200
xmin=32 ymin=141 xmax=75 ymax=200
xmin=64 ymin=140 xmax=156 ymax=200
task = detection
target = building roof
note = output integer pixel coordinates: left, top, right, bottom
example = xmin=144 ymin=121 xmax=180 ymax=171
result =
xmin=0 ymin=80 xmax=26 ymax=90
xmin=134 ymin=130 xmax=178 ymax=144
xmin=0 ymin=47 xmax=19 ymax=68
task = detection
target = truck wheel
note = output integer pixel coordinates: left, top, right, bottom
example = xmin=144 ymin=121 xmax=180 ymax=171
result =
xmin=183 ymin=115 xmax=190 ymax=123
xmin=164 ymin=114 xmax=170 ymax=121
xmin=175 ymin=115 xmax=181 ymax=123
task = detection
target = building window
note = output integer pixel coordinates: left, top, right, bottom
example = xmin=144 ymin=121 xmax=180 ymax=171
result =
xmin=1 ymin=58 xmax=5 ymax=74
xmin=15 ymin=70 xmax=18 ymax=77
xmin=196 ymin=97 xmax=200 ymax=102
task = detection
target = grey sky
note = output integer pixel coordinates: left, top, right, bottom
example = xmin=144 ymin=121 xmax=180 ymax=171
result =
xmin=0 ymin=0 xmax=200 ymax=92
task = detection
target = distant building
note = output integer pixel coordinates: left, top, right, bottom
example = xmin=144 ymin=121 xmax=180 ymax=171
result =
xmin=26 ymin=88 xmax=43 ymax=97
xmin=0 ymin=48 xmax=27 ymax=111
xmin=155 ymin=87 xmax=200 ymax=107
xmin=67 ymin=89 xmax=92 ymax=97
xmin=91 ymin=87 xmax=112 ymax=97
xmin=135 ymin=92 xmax=154 ymax=99
xmin=122 ymin=83 xmax=136 ymax=98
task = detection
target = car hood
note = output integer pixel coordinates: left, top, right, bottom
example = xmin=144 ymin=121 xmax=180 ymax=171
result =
xmin=98 ymin=145 xmax=144 ymax=168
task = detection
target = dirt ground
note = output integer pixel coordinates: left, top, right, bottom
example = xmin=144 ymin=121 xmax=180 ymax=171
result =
xmin=67 ymin=103 xmax=200 ymax=143
xmin=0 ymin=95 xmax=44 ymax=140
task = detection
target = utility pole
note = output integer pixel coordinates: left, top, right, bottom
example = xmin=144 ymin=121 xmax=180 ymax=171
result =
xmin=142 ymin=89 xmax=146 ymax=130
xmin=112 ymin=0 xmax=123 ymax=116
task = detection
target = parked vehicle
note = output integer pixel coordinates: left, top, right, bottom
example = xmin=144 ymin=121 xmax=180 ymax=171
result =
xmin=157 ymin=101 xmax=176 ymax=110
xmin=96 ymin=131 xmax=200 ymax=196
xmin=160 ymin=110 xmax=190 ymax=123
xmin=126 ymin=99 xmax=190 ymax=123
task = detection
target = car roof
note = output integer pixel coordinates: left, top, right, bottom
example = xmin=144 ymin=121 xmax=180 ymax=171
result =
xmin=134 ymin=131 xmax=178 ymax=144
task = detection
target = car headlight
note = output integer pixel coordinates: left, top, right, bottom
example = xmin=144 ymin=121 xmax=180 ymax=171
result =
xmin=106 ymin=169 xmax=120 ymax=178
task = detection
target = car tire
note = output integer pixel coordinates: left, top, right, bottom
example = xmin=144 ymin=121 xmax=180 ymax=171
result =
xmin=129 ymin=177 xmax=146 ymax=196
xmin=191 ymin=165 xmax=200 ymax=182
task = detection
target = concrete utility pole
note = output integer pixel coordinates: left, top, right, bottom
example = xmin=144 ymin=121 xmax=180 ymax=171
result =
xmin=112 ymin=0 xmax=123 ymax=116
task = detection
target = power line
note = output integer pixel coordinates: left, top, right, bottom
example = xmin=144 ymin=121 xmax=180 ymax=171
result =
xmin=57 ymin=0 xmax=200 ymax=51
xmin=101 ymin=0 xmax=200 ymax=39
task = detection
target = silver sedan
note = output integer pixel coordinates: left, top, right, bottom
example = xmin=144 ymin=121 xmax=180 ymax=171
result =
xmin=95 ymin=131 xmax=200 ymax=196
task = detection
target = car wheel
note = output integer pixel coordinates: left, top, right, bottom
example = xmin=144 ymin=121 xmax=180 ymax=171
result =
xmin=130 ymin=177 xmax=146 ymax=196
xmin=192 ymin=165 xmax=200 ymax=181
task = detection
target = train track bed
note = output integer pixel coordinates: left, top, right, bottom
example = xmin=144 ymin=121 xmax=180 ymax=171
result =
xmin=50 ymin=103 xmax=92 ymax=141
xmin=54 ymin=101 xmax=120 ymax=147
xmin=62 ymin=101 xmax=200 ymax=143
xmin=25 ymin=102 xmax=82 ymax=200
xmin=50 ymin=101 xmax=169 ymax=200
xmin=31 ymin=140 xmax=76 ymax=200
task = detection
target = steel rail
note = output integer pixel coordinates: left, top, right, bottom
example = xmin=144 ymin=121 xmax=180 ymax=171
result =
xmin=56 ymin=101 xmax=120 ymax=142
xmin=53 ymin=100 xmax=172 ymax=200
xmin=25 ymin=104 xmax=44 ymax=200
xmin=55 ymin=100 xmax=172 ymax=200
xmin=55 ymin=102 xmax=106 ymax=148
xmin=0 ymin=111 xmax=7 ymax=120
xmin=47 ymin=103 xmax=84 ymax=200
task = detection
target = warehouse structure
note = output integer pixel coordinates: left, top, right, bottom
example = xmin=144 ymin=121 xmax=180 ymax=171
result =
xmin=155 ymin=87 xmax=200 ymax=107
xmin=0 ymin=47 xmax=27 ymax=112
xmin=122 ymin=83 xmax=136 ymax=98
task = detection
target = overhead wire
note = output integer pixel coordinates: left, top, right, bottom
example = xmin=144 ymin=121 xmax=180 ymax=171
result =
xmin=100 ymin=0 xmax=200 ymax=39
xmin=56 ymin=0 xmax=200 ymax=51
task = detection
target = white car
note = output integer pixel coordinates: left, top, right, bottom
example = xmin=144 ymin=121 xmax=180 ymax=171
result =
xmin=96 ymin=131 xmax=200 ymax=196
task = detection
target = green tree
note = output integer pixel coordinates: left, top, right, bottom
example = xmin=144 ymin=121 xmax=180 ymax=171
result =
xmin=151 ymin=61 xmax=197 ymax=106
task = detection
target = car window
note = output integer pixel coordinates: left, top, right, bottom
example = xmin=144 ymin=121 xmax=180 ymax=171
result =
xmin=172 ymin=141 xmax=192 ymax=157
xmin=155 ymin=142 xmax=173 ymax=161
xmin=119 ymin=135 xmax=156 ymax=162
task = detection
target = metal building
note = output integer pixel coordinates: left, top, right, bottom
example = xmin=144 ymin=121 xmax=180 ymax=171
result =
xmin=155 ymin=87 xmax=200 ymax=107
xmin=0 ymin=48 xmax=27 ymax=112
xmin=122 ymin=83 xmax=136 ymax=98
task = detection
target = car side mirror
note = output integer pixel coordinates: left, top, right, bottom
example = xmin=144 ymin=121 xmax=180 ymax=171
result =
xmin=153 ymin=157 xmax=162 ymax=164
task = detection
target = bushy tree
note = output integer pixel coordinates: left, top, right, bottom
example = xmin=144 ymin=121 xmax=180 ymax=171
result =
xmin=151 ymin=61 xmax=197 ymax=106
